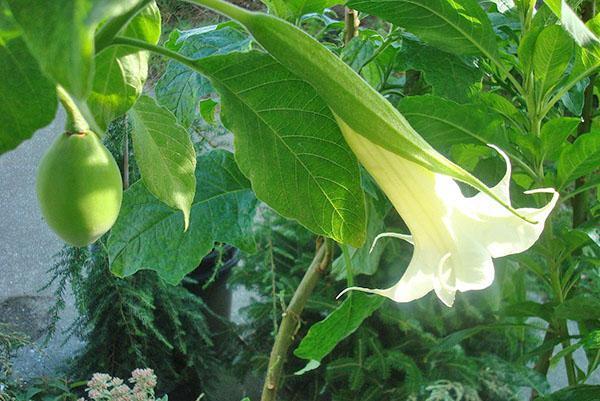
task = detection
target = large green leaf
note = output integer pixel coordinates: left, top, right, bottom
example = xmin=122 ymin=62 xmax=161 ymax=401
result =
xmin=554 ymin=294 xmax=600 ymax=321
xmin=559 ymin=15 xmax=600 ymax=107
xmin=347 ymin=0 xmax=499 ymax=58
xmin=195 ymin=51 xmax=367 ymax=247
xmin=129 ymin=95 xmax=196 ymax=228
xmin=88 ymin=1 xmax=161 ymax=131
xmin=397 ymin=39 xmax=482 ymax=103
xmin=294 ymin=293 xmax=384 ymax=362
xmin=0 ymin=9 xmax=57 ymax=154
xmin=557 ymin=131 xmax=600 ymax=188
xmin=397 ymin=95 xmax=505 ymax=153
xmin=540 ymin=117 xmax=580 ymax=161
xmin=155 ymin=26 xmax=251 ymax=127
xmin=543 ymin=0 xmax=599 ymax=48
xmin=5 ymin=0 xmax=144 ymax=100
xmin=532 ymin=25 xmax=574 ymax=97
xmin=262 ymin=0 xmax=339 ymax=20
xmin=108 ymin=150 xmax=256 ymax=284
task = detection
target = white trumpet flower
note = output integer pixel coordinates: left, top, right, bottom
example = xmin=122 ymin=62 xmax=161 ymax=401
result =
xmin=336 ymin=117 xmax=559 ymax=307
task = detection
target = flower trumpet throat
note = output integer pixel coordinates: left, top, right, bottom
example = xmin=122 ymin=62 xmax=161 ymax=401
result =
xmin=335 ymin=117 xmax=558 ymax=307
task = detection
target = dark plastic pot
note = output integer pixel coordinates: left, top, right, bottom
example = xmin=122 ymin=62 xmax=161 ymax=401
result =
xmin=183 ymin=245 xmax=240 ymax=324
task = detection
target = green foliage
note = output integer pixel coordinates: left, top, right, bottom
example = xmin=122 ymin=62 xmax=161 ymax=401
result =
xmin=557 ymin=131 xmax=600 ymax=188
xmin=155 ymin=25 xmax=251 ymax=127
xmin=130 ymin=95 xmax=197 ymax=228
xmin=397 ymin=95 xmax=506 ymax=153
xmin=108 ymin=149 xmax=257 ymax=284
xmin=196 ymin=50 xmax=367 ymax=247
xmin=262 ymin=0 xmax=338 ymax=21
xmin=294 ymin=292 xmax=384 ymax=363
xmin=0 ymin=8 xmax=57 ymax=155
xmin=4 ymin=376 xmax=84 ymax=401
xmin=89 ymin=1 xmax=162 ymax=131
xmin=231 ymin=212 xmax=548 ymax=400
xmin=543 ymin=0 xmax=599 ymax=47
xmin=5 ymin=0 xmax=144 ymax=100
xmin=532 ymin=25 xmax=574 ymax=97
xmin=347 ymin=0 xmax=499 ymax=58
xmin=396 ymin=39 xmax=483 ymax=103
xmin=0 ymin=324 xmax=29 ymax=382
xmin=1 ymin=0 xmax=600 ymax=399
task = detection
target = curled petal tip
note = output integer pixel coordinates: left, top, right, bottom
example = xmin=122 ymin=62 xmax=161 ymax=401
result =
xmin=524 ymin=187 xmax=559 ymax=196
xmin=336 ymin=287 xmax=352 ymax=300
xmin=369 ymin=232 xmax=413 ymax=253
xmin=336 ymin=286 xmax=379 ymax=300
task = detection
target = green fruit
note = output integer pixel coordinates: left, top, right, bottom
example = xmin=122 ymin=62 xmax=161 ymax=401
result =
xmin=36 ymin=131 xmax=123 ymax=247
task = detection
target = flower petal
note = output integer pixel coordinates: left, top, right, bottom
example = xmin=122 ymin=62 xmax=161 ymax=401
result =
xmin=370 ymin=232 xmax=413 ymax=253
xmin=457 ymin=146 xmax=559 ymax=258
xmin=449 ymin=239 xmax=495 ymax=292
xmin=432 ymin=253 xmax=457 ymax=307
xmin=339 ymin=249 xmax=437 ymax=303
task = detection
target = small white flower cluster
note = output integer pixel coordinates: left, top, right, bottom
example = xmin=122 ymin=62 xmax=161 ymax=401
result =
xmin=78 ymin=369 xmax=165 ymax=401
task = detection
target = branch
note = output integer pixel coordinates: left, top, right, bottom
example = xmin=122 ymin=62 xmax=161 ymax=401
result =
xmin=261 ymin=238 xmax=333 ymax=401
xmin=343 ymin=7 xmax=359 ymax=45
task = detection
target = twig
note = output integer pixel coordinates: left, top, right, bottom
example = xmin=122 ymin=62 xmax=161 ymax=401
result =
xmin=261 ymin=238 xmax=333 ymax=401
xmin=343 ymin=8 xmax=359 ymax=45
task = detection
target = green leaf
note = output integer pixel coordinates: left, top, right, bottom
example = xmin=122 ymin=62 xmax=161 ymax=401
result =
xmin=476 ymin=92 xmax=529 ymax=131
xmin=5 ymin=0 xmax=144 ymax=99
xmin=397 ymin=40 xmax=482 ymax=103
xmin=155 ymin=26 xmax=251 ymax=127
xmin=195 ymin=51 xmax=367 ymax=247
xmin=397 ymin=95 xmax=505 ymax=153
xmin=129 ymin=95 xmax=196 ymax=228
xmin=518 ymin=24 xmax=543 ymax=76
xmin=561 ymin=78 xmax=588 ymax=115
xmin=557 ymin=131 xmax=600 ymax=188
xmin=341 ymin=32 xmax=379 ymax=72
xmin=108 ymin=150 xmax=256 ymax=284
xmin=262 ymin=0 xmax=339 ymax=20
xmin=540 ymin=117 xmax=580 ymax=161
xmin=88 ymin=1 xmax=161 ymax=131
xmin=199 ymin=98 xmax=219 ymax=125
xmin=294 ymin=360 xmax=321 ymax=375
xmin=543 ymin=0 xmax=600 ymax=49
xmin=347 ymin=0 xmax=499 ymax=58
xmin=554 ymin=294 xmax=600 ymax=321
xmin=504 ymin=301 xmax=554 ymax=321
xmin=532 ymin=25 xmax=574 ymax=96
xmin=0 ymin=9 xmax=57 ymax=155
xmin=331 ymin=194 xmax=389 ymax=277
xmin=294 ymin=293 xmax=384 ymax=362
xmin=535 ymin=385 xmax=600 ymax=401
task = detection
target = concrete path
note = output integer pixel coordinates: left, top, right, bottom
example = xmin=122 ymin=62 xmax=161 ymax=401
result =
xmin=0 ymin=110 xmax=83 ymax=378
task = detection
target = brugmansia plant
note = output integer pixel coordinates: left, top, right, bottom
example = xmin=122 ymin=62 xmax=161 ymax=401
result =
xmin=1 ymin=0 xmax=599 ymax=400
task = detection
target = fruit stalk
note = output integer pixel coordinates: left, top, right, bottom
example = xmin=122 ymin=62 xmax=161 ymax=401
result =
xmin=56 ymin=86 xmax=90 ymax=134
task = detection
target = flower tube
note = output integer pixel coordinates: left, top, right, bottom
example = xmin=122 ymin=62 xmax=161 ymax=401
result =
xmin=336 ymin=117 xmax=559 ymax=307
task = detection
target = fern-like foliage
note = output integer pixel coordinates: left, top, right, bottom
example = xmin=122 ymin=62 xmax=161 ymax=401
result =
xmin=45 ymin=241 xmax=227 ymax=397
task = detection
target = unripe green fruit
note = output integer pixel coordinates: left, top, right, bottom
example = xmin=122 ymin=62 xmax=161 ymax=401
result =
xmin=36 ymin=131 xmax=123 ymax=247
